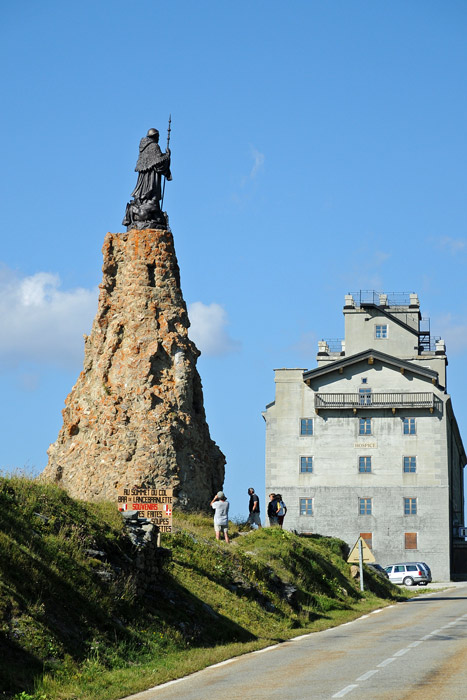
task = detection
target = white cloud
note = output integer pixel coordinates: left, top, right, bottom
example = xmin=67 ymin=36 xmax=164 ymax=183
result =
xmin=433 ymin=313 xmax=467 ymax=356
xmin=188 ymin=301 xmax=241 ymax=357
xmin=238 ymin=146 xmax=265 ymax=190
xmin=437 ymin=236 xmax=466 ymax=254
xmin=0 ymin=266 xmax=98 ymax=370
xmin=289 ymin=331 xmax=318 ymax=358
xmin=249 ymin=147 xmax=265 ymax=179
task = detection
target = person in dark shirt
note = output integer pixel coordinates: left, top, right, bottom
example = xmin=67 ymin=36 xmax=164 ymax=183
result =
xmin=247 ymin=487 xmax=262 ymax=528
xmin=267 ymin=493 xmax=279 ymax=527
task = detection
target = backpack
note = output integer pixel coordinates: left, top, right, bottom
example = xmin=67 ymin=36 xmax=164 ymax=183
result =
xmin=277 ymin=500 xmax=285 ymax=517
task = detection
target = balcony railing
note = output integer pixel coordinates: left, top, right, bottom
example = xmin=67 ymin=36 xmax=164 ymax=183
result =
xmin=314 ymin=392 xmax=442 ymax=412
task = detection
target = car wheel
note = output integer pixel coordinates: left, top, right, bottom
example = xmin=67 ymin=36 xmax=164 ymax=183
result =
xmin=403 ymin=577 xmax=414 ymax=586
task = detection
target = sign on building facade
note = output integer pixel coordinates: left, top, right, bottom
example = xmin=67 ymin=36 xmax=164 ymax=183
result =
xmin=117 ymin=487 xmax=173 ymax=532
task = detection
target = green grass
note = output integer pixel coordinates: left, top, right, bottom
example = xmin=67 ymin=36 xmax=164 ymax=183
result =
xmin=0 ymin=476 xmax=412 ymax=700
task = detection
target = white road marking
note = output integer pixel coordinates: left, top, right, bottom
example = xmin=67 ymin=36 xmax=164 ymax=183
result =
xmin=356 ymin=669 xmax=379 ymax=681
xmin=252 ymin=644 xmax=281 ymax=654
xmin=378 ymin=657 xmax=396 ymax=667
xmin=148 ymin=677 xmax=184 ymax=691
xmin=430 ymin=629 xmax=442 ymax=635
xmin=420 ymin=634 xmax=432 ymax=640
xmin=393 ymin=648 xmax=410 ymax=656
xmin=408 ymin=641 xmax=422 ymax=647
xmin=209 ymin=659 xmax=236 ymax=668
xmin=332 ymin=685 xmax=359 ymax=698
xmin=370 ymin=608 xmax=383 ymax=614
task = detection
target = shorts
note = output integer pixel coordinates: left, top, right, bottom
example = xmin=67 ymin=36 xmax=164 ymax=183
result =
xmin=214 ymin=523 xmax=229 ymax=533
xmin=248 ymin=512 xmax=261 ymax=526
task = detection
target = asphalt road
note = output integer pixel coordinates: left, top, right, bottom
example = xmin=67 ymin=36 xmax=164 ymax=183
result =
xmin=124 ymin=583 xmax=467 ymax=700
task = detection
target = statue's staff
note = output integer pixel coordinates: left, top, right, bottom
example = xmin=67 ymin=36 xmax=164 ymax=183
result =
xmin=161 ymin=114 xmax=171 ymax=209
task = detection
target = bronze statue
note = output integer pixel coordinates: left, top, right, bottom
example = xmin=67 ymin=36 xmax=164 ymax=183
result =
xmin=123 ymin=123 xmax=172 ymax=230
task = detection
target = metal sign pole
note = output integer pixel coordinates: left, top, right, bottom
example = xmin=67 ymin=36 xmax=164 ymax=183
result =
xmin=359 ymin=538 xmax=364 ymax=591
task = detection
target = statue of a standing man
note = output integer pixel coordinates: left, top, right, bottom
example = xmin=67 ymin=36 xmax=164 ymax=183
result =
xmin=123 ymin=127 xmax=172 ymax=230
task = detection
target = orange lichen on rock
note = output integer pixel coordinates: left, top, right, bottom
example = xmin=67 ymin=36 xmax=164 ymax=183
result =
xmin=42 ymin=228 xmax=225 ymax=508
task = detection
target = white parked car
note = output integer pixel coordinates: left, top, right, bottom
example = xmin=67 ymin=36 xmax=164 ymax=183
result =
xmin=384 ymin=562 xmax=432 ymax=586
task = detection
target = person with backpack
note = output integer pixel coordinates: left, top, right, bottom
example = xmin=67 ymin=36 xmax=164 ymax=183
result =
xmin=275 ymin=494 xmax=287 ymax=529
xmin=267 ymin=493 xmax=279 ymax=526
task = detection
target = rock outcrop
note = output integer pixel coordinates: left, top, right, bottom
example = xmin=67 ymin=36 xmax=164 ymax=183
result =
xmin=43 ymin=228 xmax=225 ymax=508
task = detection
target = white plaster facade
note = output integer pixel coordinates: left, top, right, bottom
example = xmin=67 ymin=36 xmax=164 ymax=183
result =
xmin=264 ymin=293 xmax=466 ymax=581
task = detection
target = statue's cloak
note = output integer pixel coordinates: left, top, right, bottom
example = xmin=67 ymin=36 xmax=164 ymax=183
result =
xmin=135 ymin=137 xmax=172 ymax=180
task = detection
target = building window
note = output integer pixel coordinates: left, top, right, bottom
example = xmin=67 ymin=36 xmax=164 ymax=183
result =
xmin=405 ymin=532 xmax=417 ymax=549
xmin=300 ymin=418 xmax=313 ymax=435
xmin=300 ymin=457 xmax=313 ymax=473
xmin=359 ymin=418 xmax=372 ymax=435
xmin=359 ymin=388 xmax=372 ymax=405
xmin=403 ymin=456 xmax=417 ymax=473
xmin=403 ymin=418 xmax=416 ymax=435
xmin=375 ymin=324 xmax=388 ymax=338
xmin=404 ymin=497 xmax=417 ymax=515
xmin=359 ymin=456 xmax=372 ymax=473
xmin=360 ymin=532 xmax=373 ymax=549
xmin=361 ymin=377 xmax=368 ymax=384
xmin=359 ymin=497 xmax=372 ymax=515
xmin=300 ymin=498 xmax=313 ymax=516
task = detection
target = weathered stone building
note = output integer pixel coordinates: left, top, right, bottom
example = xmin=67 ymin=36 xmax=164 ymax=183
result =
xmin=264 ymin=292 xmax=466 ymax=580
xmin=43 ymin=227 xmax=225 ymax=508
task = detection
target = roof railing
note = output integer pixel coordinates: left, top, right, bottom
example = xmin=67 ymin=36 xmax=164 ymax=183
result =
xmin=349 ymin=291 xmax=417 ymax=307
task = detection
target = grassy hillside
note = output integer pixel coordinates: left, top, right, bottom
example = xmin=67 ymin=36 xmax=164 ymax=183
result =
xmin=0 ymin=476 xmax=408 ymax=700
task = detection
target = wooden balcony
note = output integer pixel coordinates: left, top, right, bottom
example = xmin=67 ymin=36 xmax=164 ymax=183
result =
xmin=314 ymin=392 xmax=442 ymax=413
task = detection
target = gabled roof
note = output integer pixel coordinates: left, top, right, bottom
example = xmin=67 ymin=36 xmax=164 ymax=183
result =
xmin=303 ymin=348 xmax=438 ymax=383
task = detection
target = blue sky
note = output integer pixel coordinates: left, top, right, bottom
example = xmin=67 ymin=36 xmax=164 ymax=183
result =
xmin=1 ymin=0 xmax=467 ymax=519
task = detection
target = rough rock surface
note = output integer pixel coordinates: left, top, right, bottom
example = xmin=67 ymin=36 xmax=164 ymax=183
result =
xmin=43 ymin=228 xmax=225 ymax=508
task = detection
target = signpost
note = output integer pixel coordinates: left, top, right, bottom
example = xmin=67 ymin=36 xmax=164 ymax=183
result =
xmin=117 ymin=487 xmax=173 ymax=533
xmin=347 ymin=536 xmax=375 ymax=592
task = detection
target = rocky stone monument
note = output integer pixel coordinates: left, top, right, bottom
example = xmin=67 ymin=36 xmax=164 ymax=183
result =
xmin=43 ymin=126 xmax=225 ymax=508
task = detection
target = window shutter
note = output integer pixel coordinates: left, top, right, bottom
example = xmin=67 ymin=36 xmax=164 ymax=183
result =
xmin=405 ymin=532 xmax=417 ymax=549
xmin=360 ymin=532 xmax=372 ymax=549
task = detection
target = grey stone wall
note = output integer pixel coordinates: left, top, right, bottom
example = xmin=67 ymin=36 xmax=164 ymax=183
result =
xmin=265 ymin=365 xmax=455 ymax=581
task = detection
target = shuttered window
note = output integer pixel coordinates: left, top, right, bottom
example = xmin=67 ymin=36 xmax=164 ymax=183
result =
xmin=360 ymin=532 xmax=373 ymax=549
xmin=405 ymin=532 xmax=417 ymax=549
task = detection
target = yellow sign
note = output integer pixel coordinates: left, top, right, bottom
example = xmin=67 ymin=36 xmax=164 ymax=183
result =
xmin=117 ymin=487 xmax=173 ymax=532
xmin=347 ymin=536 xmax=375 ymax=563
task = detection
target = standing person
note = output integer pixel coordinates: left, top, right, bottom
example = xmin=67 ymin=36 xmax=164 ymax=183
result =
xmin=247 ymin=487 xmax=262 ymax=528
xmin=267 ymin=493 xmax=279 ymax=527
xmin=276 ymin=494 xmax=287 ymax=529
xmin=210 ymin=491 xmax=230 ymax=543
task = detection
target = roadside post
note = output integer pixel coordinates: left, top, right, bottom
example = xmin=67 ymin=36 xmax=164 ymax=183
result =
xmin=347 ymin=536 xmax=375 ymax=592
xmin=358 ymin=538 xmax=364 ymax=591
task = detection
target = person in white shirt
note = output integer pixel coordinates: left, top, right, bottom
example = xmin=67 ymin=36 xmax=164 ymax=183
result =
xmin=210 ymin=491 xmax=230 ymax=543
